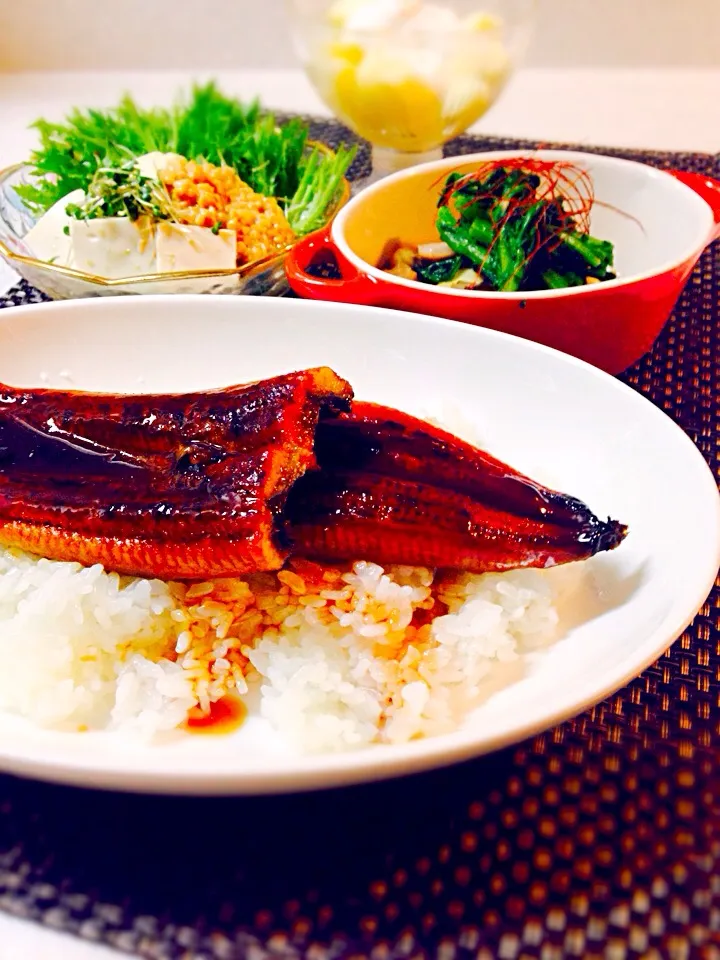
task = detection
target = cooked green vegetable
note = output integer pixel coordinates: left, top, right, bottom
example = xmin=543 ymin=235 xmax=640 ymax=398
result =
xmin=407 ymin=160 xmax=616 ymax=293
xmin=414 ymin=254 xmax=464 ymax=285
xmin=15 ymin=82 xmax=355 ymax=236
xmin=436 ymin=206 xmax=488 ymax=266
xmin=559 ymin=231 xmax=614 ymax=270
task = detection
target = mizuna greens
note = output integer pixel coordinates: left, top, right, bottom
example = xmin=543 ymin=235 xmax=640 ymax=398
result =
xmin=16 ymin=83 xmax=355 ymax=236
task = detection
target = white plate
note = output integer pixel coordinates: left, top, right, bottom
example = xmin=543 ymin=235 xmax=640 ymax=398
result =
xmin=0 ymin=295 xmax=717 ymax=795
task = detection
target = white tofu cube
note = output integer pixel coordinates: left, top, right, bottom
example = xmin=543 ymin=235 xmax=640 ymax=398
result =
xmin=155 ymin=223 xmax=237 ymax=273
xmin=69 ymin=215 xmax=157 ymax=279
xmin=23 ymin=189 xmax=85 ymax=266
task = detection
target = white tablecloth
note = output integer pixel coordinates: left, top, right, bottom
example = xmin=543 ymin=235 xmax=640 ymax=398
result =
xmin=0 ymin=65 xmax=718 ymax=958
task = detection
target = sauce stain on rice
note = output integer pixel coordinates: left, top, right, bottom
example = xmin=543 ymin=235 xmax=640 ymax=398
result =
xmin=184 ymin=696 xmax=247 ymax=735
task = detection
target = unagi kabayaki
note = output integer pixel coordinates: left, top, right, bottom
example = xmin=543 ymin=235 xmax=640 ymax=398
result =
xmin=0 ymin=368 xmax=627 ymax=578
xmin=0 ymin=367 xmax=353 ymax=578
xmin=285 ymin=402 xmax=627 ymax=572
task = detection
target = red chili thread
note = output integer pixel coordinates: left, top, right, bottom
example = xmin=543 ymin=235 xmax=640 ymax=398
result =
xmin=436 ymin=158 xmax=599 ymax=287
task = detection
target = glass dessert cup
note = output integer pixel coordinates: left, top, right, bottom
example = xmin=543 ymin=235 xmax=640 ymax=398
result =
xmin=287 ymin=0 xmax=536 ymax=183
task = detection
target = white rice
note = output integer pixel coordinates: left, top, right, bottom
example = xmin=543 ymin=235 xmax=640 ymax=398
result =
xmin=0 ymin=546 xmax=560 ymax=753
xmin=0 ymin=548 xmax=193 ymax=735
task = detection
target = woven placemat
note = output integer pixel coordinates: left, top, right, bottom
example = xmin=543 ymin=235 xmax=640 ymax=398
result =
xmin=0 ymin=123 xmax=719 ymax=960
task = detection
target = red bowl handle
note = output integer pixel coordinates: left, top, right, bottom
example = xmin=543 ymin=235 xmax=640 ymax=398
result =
xmin=286 ymin=224 xmax=382 ymax=305
xmin=667 ymin=169 xmax=720 ymax=242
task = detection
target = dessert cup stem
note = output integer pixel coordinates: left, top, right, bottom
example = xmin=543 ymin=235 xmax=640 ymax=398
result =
xmin=353 ymin=145 xmax=444 ymax=193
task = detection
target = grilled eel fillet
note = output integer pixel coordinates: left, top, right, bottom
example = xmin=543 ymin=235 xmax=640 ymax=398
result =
xmin=285 ymin=402 xmax=627 ymax=572
xmin=0 ymin=370 xmax=626 ymax=578
xmin=0 ymin=367 xmax=353 ymax=578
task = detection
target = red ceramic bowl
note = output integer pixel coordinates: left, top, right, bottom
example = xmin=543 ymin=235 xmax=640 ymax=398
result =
xmin=286 ymin=150 xmax=720 ymax=373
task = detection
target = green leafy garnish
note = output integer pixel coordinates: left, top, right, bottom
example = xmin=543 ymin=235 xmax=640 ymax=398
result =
xmin=284 ymin=143 xmax=357 ymax=236
xmin=65 ymin=162 xmax=176 ymax=222
xmin=15 ymin=82 xmax=355 ymax=236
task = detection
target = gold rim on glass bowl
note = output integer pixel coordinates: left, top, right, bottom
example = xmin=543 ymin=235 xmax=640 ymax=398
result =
xmin=0 ymin=142 xmax=351 ymax=288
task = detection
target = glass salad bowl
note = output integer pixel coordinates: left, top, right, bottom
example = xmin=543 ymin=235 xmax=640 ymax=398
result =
xmin=0 ymin=148 xmax=351 ymax=301
xmin=287 ymin=0 xmax=535 ymax=182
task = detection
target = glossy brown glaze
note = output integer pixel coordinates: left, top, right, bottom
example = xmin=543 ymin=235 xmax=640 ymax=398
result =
xmin=0 ymin=372 xmax=626 ymax=579
xmin=0 ymin=368 xmax=353 ymax=578
xmin=285 ymin=402 xmax=627 ymax=573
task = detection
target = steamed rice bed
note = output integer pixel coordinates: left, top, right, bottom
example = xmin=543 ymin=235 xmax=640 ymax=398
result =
xmin=0 ymin=546 xmax=560 ymax=752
